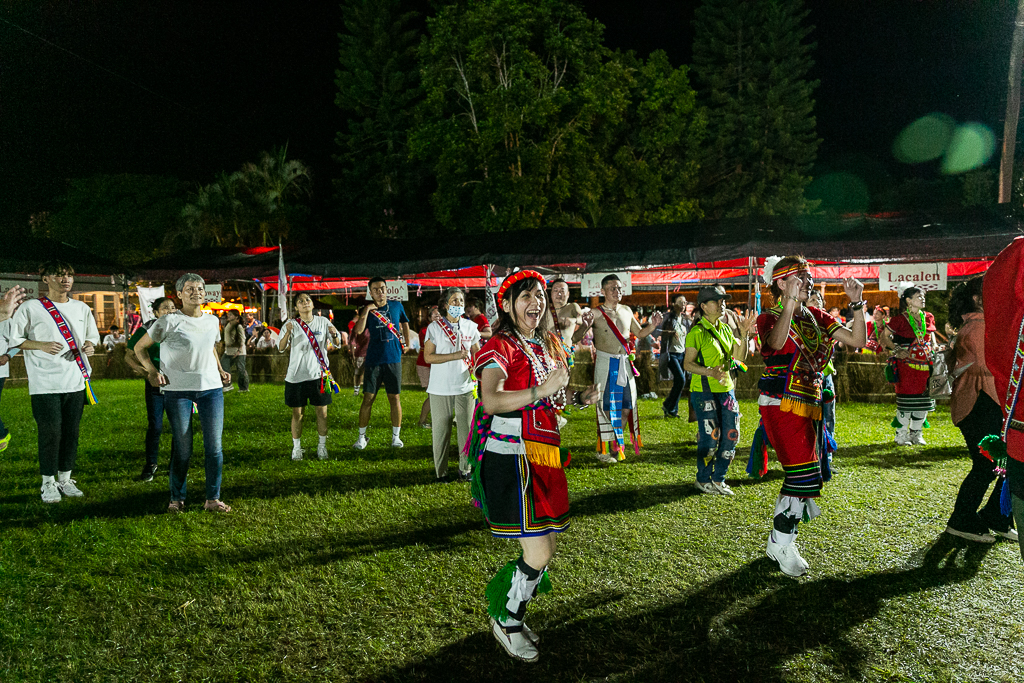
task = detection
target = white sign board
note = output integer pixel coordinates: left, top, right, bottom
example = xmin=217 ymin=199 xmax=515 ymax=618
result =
xmin=581 ymin=272 xmax=633 ymax=298
xmin=204 ymin=284 xmax=223 ymax=303
xmin=0 ymin=280 xmax=40 ymax=299
xmin=878 ymin=263 xmax=947 ymax=292
xmin=365 ymin=279 xmax=409 ymax=301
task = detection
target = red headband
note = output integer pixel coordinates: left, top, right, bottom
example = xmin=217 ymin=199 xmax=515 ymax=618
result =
xmin=496 ymin=270 xmax=546 ymax=302
xmin=771 ymin=262 xmax=808 ymax=282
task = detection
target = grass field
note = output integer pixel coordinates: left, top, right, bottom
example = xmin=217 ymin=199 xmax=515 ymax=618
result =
xmin=0 ymin=380 xmax=1020 ymax=683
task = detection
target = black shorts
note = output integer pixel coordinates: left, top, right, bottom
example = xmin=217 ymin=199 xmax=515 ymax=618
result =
xmin=284 ymin=379 xmax=333 ymax=408
xmin=363 ymin=362 xmax=402 ymax=395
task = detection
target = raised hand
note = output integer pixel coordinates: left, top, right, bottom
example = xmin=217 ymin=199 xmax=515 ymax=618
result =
xmin=0 ymin=285 xmax=27 ymax=321
xmin=780 ymin=275 xmax=802 ymax=301
xmin=842 ymin=277 xmax=865 ymax=303
xmin=580 ymin=309 xmax=594 ymax=328
xmin=541 ymin=366 xmax=570 ymax=396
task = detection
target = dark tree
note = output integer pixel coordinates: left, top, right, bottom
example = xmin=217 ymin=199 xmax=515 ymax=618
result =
xmin=692 ymin=0 xmax=820 ymax=218
xmin=334 ymin=0 xmax=428 ymax=237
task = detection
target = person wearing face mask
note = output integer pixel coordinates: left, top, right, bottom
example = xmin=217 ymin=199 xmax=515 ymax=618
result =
xmin=753 ymin=255 xmax=866 ymax=577
xmin=7 ymin=263 xmax=100 ymax=504
xmin=469 ymin=270 xmax=600 ymax=662
xmin=424 ymin=288 xmax=480 ymax=482
xmin=881 ymin=283 xmax=938 ymax=446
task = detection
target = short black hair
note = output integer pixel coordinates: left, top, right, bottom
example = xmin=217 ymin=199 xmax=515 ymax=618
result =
xmin=601 ymin=274 xmax=620 ymax=287
xmin=550 ymin=278 xmax=568 ymax=287
xmin=368 ymin=276 xmax=387 ymax=288
xmin=39 ymin=261 xmax=75 ymax=277
xmin=151 ymin=297 xmax=172 ymax=313
xmin=465 ymin=297 xmax=482 ymax=310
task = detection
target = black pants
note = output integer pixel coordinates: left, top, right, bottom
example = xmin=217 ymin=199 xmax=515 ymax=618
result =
xmin=948 ymin=393 xmax=1012 ymax=533
xmin=31 ymin=390 xmax=85 ymax=477
xmin=0 ymin=377 xmax=8 ymax=438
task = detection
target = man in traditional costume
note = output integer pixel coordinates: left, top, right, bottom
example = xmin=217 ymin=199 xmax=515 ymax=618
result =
xmin=573 ymin=274 xmax=662 ymax=464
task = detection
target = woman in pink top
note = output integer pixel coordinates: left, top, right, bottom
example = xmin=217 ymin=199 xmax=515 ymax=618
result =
xmin=944 ymin=277 xmax=1016 ymax=543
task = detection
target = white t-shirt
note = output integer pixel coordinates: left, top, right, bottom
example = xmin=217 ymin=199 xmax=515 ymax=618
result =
xmin=0 ymin=319 xmax=21 ymax=381
xmin=284 ymin=316 xmax=336 ymax=384
xmin=148 ymin=312 xmax=223 ymax=392
xmin=7 ymin=298 xmax=100 ymax=395
xmin=426 ymin=318 xmax=480 ymax=396
xmin=103 ymin=333 xmax=126 ymax=350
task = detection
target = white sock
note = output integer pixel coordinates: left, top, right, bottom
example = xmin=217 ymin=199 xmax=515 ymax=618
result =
xmin=319 ymin=434 xmax=328 ymax=446
xmin=392 ymin=426 xmax=401 ymax=438
xmin=292 ymin=438 xmax=301 ymax=449
xmin=42 ymin=475 xmax=56 ymax=485
xmin=359 ymin=426 xmax=367 ymax=437
xmin=57 ymin=471 xmax=71 ymax=484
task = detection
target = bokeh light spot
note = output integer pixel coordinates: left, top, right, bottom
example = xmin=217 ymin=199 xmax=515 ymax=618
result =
xmin=941 ymin=122 xmax=996 ymax=175
xmin=807 ymin=172 xmax=870 ymax=215
xmin=893 ymin=113 xmax=955 ymax=164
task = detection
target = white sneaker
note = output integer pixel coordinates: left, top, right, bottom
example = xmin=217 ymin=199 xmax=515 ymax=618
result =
xmin=41 ymin=480 xmax=61 ymax=504
xmin=993 ymin=528 xmax=1019 ymax=542
xmin=693 ymin=481 xmax=715 ymax=494
xmin=291 ymin=447 xmax=304 ymax=461
xmin=595 ymin=452 xmax=618 ymax=464
xmin=766 ymin=535 xmax=808 ymax=577
xmin=910 ymin=430 xmax=926 ymax=446
xmin=391 ymin=435 xmax=404 ymax=448
xmin=490 ymin=618 xmax=539 ymax=662
xmin=57 ymin=478 xmax=84 ymax=497
xmin=316 ymin=444 xmax=328 ymax=460
xmin=711 ymin=481 xmax=735 ymax=496
xmin=353 ymin=435 xmax=368 ymax=450
xmin=223 ymin=385 xmax=234 ymax=393
xmin=894 ymin=427 xmax=911 ymax=446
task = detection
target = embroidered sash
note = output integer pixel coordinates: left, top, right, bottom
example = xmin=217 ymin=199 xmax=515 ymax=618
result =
xmin=1002 ymin=314 xmax=1024 ymax=440
xmin=39 ymin=297 xmax=97 ymax=405
xmin=371 ymin=307 xmax=406 ymax=350
xmin=438 ymin=317 xmax=469 ymax=370
xmin=598 ymin=307 xmax=638 ymax=377
xmin=294 ymin=317 xmax=339 ymax=394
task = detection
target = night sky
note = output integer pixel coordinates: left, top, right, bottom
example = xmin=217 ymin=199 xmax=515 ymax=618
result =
xmin=0 ymin=0 xmax=1017 ymax=228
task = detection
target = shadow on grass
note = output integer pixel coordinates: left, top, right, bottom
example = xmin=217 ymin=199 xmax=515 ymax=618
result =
xmin=834 ymin=442 xmax=962 ymax=469
xmin=370 ymin=534 xmax=992 ymax=683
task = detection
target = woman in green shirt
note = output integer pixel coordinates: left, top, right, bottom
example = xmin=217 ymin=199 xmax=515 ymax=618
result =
xmin=683 ymin=286 xmax=755 ymax=495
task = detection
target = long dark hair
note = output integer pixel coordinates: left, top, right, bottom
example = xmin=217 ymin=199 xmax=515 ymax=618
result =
xmin=947 ymin=276 xmax=983 ymax=329
xmin=492 ymin=277 xmax=558 ymax=358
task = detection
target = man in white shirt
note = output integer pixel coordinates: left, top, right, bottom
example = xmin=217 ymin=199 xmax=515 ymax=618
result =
xmin=8 ymin=262 xmax=100 ymax=503
xmin=102 ymin=324 xmax=126 ymax=350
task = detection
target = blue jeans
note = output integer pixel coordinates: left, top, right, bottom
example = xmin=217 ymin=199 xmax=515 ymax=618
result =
xmin=817 ymin=374 xmax=836 ymax=464
xmin=691 ymin=390 xmax=740 ymax=483
xmin=662 ymin=352 xmax=686 ymax=416
xmin=144 ymin=382 xmax=166 ymax=468
xmin=165 ymin=388 xmax=224 ymax=502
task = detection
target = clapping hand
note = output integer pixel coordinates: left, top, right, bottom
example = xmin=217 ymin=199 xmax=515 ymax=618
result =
xmin=0 ymin=285 xmax=27 ymax=321
xmin=780 ymin=275 xmax=803 ymax=301
xmin=578 ymin=383 xmax=601 ymax=405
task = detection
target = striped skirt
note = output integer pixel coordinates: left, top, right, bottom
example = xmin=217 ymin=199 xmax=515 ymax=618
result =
xmin=759 ymin=404 xmax=824 ymax=498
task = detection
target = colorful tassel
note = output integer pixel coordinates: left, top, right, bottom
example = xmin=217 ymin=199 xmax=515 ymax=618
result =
xmin=484 ymin=560 xmax=518 ymax=623
xmin=747 ymin=422 xmax=770 ymax=478
xmin=84 ymin=379 xmax=98 ymax=405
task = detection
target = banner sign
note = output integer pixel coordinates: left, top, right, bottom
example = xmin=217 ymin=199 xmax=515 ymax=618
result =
xmin=581 ymin=272 xmax=633 ymax=298
xmin=878 ymin=263 xmax=947 ymax=292
xmin=365 ymin=279 xmax=409 ymax=301
xmin=204 ymin=284 xmax=223 ymax=303
xmin=0 ymin=280 xmax=39 ymax=299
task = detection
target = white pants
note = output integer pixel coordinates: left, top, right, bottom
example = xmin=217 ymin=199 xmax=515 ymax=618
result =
xmin=429 ymin=391 xmax=475 ymax=478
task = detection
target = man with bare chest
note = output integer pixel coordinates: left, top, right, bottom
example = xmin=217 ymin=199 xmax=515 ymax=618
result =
xmin=547 ymin=279 xmax=581 ymax=349
xmin=573 ymin=274 xmax=662 ymax=463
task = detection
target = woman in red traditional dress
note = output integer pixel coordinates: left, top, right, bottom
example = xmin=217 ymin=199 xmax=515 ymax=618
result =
xmin=469 ymin=270 xmax=599 ymax=662
xmin=754 ymin=255 xmax=866 ymax=577
xmin=882 ymin=283 xmax=938 ymax=446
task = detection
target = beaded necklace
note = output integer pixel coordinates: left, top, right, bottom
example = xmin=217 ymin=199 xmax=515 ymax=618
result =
xmin=907 ymin=310 xmax=927 ymax=341
xmin=513 ymin=330 xmax=567 ymax=410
